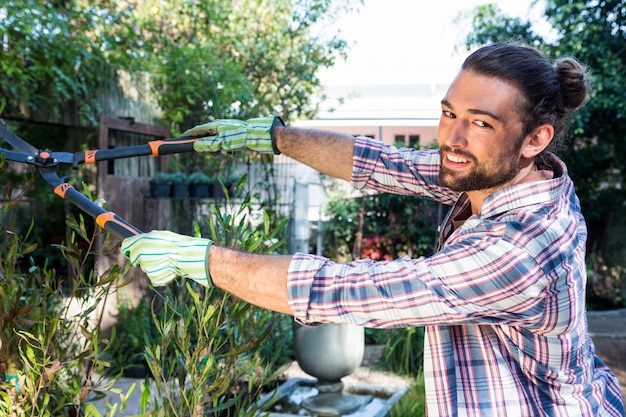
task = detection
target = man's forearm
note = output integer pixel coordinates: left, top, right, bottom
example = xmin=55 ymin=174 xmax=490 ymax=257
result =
xmin=208 ymin=245 xmax=294 ymax=315
xmin=272 ymin=125 xmax=355 ymax=181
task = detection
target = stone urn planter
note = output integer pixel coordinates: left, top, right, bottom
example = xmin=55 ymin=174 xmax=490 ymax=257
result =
xmin=293 ymin=322 xmax=366 ymax=415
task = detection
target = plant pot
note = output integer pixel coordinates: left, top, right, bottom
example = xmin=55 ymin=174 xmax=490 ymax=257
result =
xmin=212 ymin=182 xmax=227 ymax=199
xmin=123 ymin=355 xmax=151 ymax=378
xmin=171 ymin=183 xmax=189 ymax=199
xmin=190 ymin=183 xmax=210 ymax=198
xmin=293 ymin=323 xmax=364 ymax=382
xmin=150 ymin=182 xmax=172 ymax=198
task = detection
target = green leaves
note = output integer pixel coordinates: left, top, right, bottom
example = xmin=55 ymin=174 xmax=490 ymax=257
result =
xmin=0 ymin=162 xmax=135 ymax=416
xmin=459 ymin=4 xmax=544 ymax=49
xmin=323 ymin=183 xmax=440 ymax=262
xmin=133 ymin=165 xmax=290 ymax=416
xmin=1 ymin=1 xmax=122 ymax=124
xmin=2 ymin=0 xmax=356 ymax=128
xmin=383 ymin=327 xmax=425 ymax=377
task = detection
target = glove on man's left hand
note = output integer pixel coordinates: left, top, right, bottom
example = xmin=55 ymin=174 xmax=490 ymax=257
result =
xmin=184 ymin=116 xmax=284 ymax=154
xmin=122 ymin=230 xmax=213 ymax=287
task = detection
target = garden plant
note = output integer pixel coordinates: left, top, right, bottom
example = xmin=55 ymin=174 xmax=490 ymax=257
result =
xmin=0 ymin=108 xmax=292 ymax=415
xmin=0 ymin=157 xmax=133 ymax=416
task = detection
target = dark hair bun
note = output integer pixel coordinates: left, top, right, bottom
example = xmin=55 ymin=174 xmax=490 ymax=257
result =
xmin=554 ymin=58 xmax=590 ymax=110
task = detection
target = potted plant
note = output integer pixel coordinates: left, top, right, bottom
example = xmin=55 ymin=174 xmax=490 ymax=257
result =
xmin=150 ymin=172 xmax=172 ymax=198
xmin=169 ymin=172 xmax=189 ymax=199
xmin=188 ymin=172 xmax=212 ymax=198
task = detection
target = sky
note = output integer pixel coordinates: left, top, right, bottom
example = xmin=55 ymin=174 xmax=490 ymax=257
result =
xmin=318 ymin=0 xmax=548 ymax=86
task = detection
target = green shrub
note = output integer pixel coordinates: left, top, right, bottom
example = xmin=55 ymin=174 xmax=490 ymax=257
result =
xmin=150 ymin=171 xmax=171 ymax=183
xmin=322 ymin=184 xmax=440 ymax=263
xmin=0 ymin=179 xmax=129 ymax=416
xmin=383 ymin=327 xmax=425 ymax=377
xmin=138 ymin=174 xmax=290 ymax=416
xmin=106 ymin=297 xmax=153 ymax=377
xmin=167 ymin=172 xmax=188 ymax=184
xmin=389 ymin=371 xmax=426 ymax=417
xmin=188 ymin=172 xmax=212 ymax=184
xmin=364 ymin=328 xmax=390 ymax=345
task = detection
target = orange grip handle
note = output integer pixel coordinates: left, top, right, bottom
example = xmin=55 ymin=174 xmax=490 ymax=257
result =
xmin=53 ymin=183 xmax=141 ymax=240
xmin=96 ymin=213 xmax=141 ymax=238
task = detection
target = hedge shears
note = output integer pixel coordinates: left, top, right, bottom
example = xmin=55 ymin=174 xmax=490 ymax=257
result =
xmin=0 ymin=127 xmax=202 ymax=240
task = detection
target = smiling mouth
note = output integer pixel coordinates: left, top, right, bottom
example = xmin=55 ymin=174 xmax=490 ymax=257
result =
xmin=446 ymin=152 xmax=471 ymax=164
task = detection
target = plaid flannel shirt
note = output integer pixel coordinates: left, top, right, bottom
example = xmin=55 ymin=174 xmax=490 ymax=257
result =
xmin=287 ymin=137 xmax=624 ymax=416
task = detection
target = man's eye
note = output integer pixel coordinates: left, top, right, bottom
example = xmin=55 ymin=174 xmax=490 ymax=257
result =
xmin=474 ymin=120 xmax=492 ymax=128
xmin=442 ymin=110 xmax=455 ymax=118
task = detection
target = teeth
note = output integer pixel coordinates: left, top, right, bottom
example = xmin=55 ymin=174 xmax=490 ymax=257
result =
xmin=447 ymin=153 xmax=468 ymax=163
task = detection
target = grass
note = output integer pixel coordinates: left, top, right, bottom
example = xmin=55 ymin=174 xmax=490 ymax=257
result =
xmin=389 ymin=370 xmax=427 ymax=417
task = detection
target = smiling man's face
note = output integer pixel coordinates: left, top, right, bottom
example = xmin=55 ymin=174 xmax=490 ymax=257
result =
xmin=437 ymin=70 xmax=527 ymax=193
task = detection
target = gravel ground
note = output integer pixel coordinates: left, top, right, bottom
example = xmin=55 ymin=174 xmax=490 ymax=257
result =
xmin=587 ymin=308 xmax=626 ymax=399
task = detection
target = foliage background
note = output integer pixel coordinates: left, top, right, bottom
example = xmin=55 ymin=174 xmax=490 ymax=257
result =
xmin=0 ymin=0 xmax=359 ymax=129
xmin=322 ymin=144 xmax=442 ymax=264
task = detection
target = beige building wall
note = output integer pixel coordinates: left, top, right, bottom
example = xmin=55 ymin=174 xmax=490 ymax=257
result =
xmin=294 ymin=82 xmax=449 ymax=148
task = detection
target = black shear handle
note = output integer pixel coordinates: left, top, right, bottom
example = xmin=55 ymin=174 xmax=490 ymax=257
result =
xmin=73 ymin=136 xmax=203 ymax=168
xmin=53 ymin=182 xmax=141 ymax=240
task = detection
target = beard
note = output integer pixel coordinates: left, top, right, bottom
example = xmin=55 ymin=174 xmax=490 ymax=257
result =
xmin=438 ymin=146 xmax=521 ymax=192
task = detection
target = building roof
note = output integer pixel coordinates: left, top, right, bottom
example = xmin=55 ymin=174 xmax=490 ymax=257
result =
xmin=303 ymin=82 xmax=451 ymax=126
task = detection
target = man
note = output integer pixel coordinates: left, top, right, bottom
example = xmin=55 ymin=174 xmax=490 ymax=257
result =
xmin=122 ymin=43 xmax=625 ymax=416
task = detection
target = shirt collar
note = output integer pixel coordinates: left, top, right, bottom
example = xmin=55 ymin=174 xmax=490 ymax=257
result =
xmin=471 ymin=154 xmax=569 ymax=219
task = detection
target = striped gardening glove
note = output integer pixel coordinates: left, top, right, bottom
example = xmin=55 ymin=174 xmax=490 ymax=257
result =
xmin=122 ymin=231 xmax=213 ymax=287
xmin=183 ymin=116 xmax=284 ymax=154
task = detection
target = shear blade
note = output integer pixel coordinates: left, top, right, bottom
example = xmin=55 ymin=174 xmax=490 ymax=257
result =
xmin=1 ymin=129 xmax=39 ymax=154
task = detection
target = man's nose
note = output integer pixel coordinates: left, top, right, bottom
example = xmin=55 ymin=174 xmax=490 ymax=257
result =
xmin=443 ymin=120 xmax=469 ymax=148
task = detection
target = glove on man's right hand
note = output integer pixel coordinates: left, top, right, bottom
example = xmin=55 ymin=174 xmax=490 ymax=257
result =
xmin=184 ymin=116 xmax=284 ymax=155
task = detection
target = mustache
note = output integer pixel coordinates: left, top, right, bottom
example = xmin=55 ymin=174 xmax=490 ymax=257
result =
xmin=439 ymin=146 xmax=477 ymax=163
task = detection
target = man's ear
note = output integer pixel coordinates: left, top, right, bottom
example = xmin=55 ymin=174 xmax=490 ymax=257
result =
xmin=522 ymin=124 xmax=555 ymax=158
